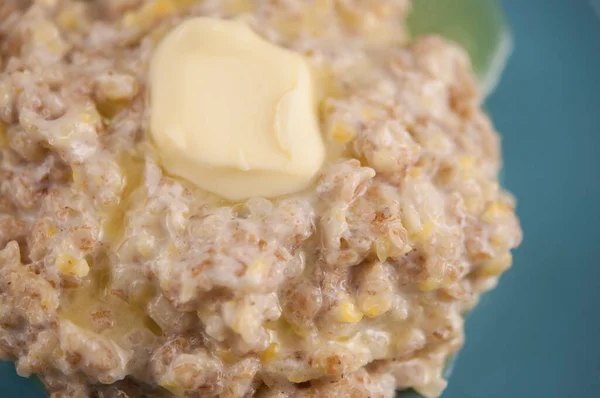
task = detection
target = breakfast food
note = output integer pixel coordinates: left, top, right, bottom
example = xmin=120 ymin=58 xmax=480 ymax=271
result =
xmin=0 ymin=1 xmax=522 ymax=397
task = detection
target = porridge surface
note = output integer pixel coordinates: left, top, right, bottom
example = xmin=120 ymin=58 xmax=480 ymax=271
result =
xmin=0 ymin=1 xmax=522 ymax=397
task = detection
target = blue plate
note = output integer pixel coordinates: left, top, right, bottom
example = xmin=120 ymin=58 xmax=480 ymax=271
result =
xmin=2 ymin=1 xmax=600 ymax=397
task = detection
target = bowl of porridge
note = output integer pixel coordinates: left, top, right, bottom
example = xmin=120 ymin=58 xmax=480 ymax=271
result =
xmin=0 ymin=1 xmax=522 ymax=397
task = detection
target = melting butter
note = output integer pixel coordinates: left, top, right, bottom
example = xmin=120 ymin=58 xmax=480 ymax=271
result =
xmin=149 ymin=18 xmax=325 ymax=200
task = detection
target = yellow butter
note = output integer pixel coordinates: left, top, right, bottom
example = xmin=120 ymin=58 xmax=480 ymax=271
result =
xmin=149 ymin=18 xmax=325 ymax=200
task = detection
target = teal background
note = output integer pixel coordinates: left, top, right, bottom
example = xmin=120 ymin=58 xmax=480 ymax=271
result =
xmin=446 ymin=0 xmax=600 ymax=396
xmin=2 ymin=0 xmax=600 ymax=397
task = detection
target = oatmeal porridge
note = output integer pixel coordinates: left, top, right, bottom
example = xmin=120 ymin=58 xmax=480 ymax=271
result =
xmin=0 ymin=1 xmax=522 ymax=397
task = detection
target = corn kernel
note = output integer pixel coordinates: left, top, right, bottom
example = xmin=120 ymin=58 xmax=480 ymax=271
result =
xmin=458 ymin=155 xmax=475 ymax=178
xmin=122 ymin=13 xmax=138 ymax=28
xmin=334 ymin=208 xmax=345 ymax=222
xmin=260 ymin=342 xmax=280 ymax=364
xmin=55 ymin=254 xmax=89 ymax=277
xmin=41 ymin=295 xmax=55 ymax=310
xmin=57 ymin=10 xmax=78 ymax=30
xmin=371 ymin=150 xmax=398 ymax=173
xmin=401 ymin=204 xmax=421 ymax=235
xmin=337 ymin=300 xmax=363 ymax=323
xmin=79 ymin=110 xmax=100 ymax=124
xmin=478 ymin=252 xmax=513 ymax=277
xmin=159 ymin=381 xmax=184 ymax=397
xmin=373 ymin=238 xmax=390 ymax=262
xmin=153 ymin=0 xmax=177 ymax=15
xmin=334 ymin=335 xmax=352 ymax=343
xmin=247 ymin=260 xmax=267 ymax=281
xmin=361 ymin=107 xmax=374 ymax=121
xmin=482 ymin=201 xmax=513 ymax=223
xmin=48 ymin=226 xmax=57 ymax=237
xmin=489 ymin=234 xmax=505 ymax=248
xmin=30 ymin=21 xmax=69 ymax=55
xmin=287 ymin=373 xmax=312 ymax=383
xmin=329 ymin=121 xmax=355 ymax=144
xmin=359 ymin=296 xmax=391 ymax=317
xmin=417 ymin=278 xmax=442 ymax=292
xmin=167 ymin=244 xmax=177 ymax=256
xmin=337 ymin=4 xmax=363 ymax=31
xmin=123 ymin=0 xmax=194 ymax=29
xmin=408 ymin=167 xmax=421 ymax=177
xmin=410 ymin=222 xmax=433 ymax=242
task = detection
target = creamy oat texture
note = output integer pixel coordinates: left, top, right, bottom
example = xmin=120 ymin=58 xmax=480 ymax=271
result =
xmin=0 ymin=1 xmax=522 ymax=398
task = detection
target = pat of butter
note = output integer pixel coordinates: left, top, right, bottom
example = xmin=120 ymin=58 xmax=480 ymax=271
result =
xmin=149 ymin=18 xmax=325 ymax=200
